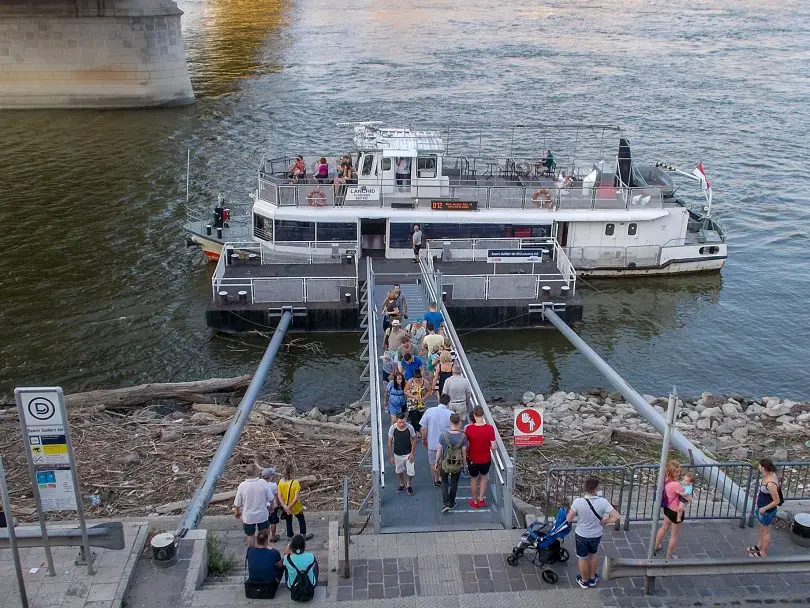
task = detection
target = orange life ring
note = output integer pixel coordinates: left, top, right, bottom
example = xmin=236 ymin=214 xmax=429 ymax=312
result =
xmin=307 ymin=189 xmax=327 ymax=207
xmin=532 ymin=188 xmax=552 ymax=208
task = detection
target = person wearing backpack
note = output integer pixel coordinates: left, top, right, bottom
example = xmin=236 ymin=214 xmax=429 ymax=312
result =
xmin=566 ymin=477 xmax=621 ymax=589
xmin=653 ymin=460 xmax=690 ymax=560
xmin=748 ymin=458 xmax=783 ymax=557
xmin=283 ymin=533 xmax=319 ymax=602
xmin=433 ymin=413 xmax=468 ymax=512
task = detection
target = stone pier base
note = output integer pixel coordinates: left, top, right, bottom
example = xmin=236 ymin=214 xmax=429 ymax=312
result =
xmin=0 ymin=0 xmax=194 ymax=109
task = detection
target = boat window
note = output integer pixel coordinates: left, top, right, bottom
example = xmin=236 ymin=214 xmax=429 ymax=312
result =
xmin=699 ymin=246 xmax=720 ymax=255
xmin=361 ymin=154 xmax=375 ymax=176
xmin=274 ymin=220 xmax=315 ymax=242
xmin=389 ymin=223 xmax=553 ymax=247
xmin=390 ymin=223 xmax=416 ymax=248
xmin=316 ymin=222 xmax=357 ymax=242
xmin=417 ymin=155 xmax=437 ymax=178
xmin=605 ymin=223 xmax=615 ymax=236
xmin=381 ymin=158 xmax=391 ymax=172
xmin=628 ymin=223 xmax=638 ymax=236
xmin=253 ymin=213 xmax=272 ymax=241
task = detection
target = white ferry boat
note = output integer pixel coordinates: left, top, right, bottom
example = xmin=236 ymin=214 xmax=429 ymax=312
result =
xmin=190 ymin=123 xmax=727 ymax=275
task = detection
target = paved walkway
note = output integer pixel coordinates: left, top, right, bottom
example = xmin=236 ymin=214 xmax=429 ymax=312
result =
xmin=1 ymin=522 xmax=146 ymax=608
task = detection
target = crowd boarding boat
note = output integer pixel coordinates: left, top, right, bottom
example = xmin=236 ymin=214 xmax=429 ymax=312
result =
xmin=188 ymin=122 xmax=727 ymax=275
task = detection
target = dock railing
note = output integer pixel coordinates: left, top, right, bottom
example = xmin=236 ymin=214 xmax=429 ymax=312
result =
xmin=418 ymin=256 xmax=515 ymax=529
xmin=256 ymin=172 xmax=663 ymax=212
xmin=365 ymin=259 xmax=384 ymax=533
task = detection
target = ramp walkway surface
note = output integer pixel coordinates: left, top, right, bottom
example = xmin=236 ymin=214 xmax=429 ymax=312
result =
xmin=374 ymin=280 xmax=501 ymax=533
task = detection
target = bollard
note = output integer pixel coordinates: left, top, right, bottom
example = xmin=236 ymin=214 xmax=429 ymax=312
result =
xmin=150 ymin=532 xmax=178 ymax=568
xmin=344 ymin=292 xmax=351 ymax=304
xmin=248 ymin=253 xmax=259 ymax=265
xmin=442 ymin=291 xmax=447 ymax=303
xmin=560 ymin=285 xmax=570 ymax=299
xmin=218 ymin=290 xmax=229 ymax=305
xmin=206 ymin=225 xmax=212 ymax=236
xmin=541 ymin=285 xmax=552 ymax=299
xmin=231 ymin=253 xmax=240 ymax=265
xmin=238 ymin=290 xmax=248 ymax=304
xmin=217 ymin=227 xmax=223 ymax=239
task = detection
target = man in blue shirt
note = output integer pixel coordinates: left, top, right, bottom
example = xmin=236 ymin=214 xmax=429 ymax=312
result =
xmin=398 ymin=352 xmax=423 ymax=380
xmin=423 ymin=303 xmax=444 ymax=334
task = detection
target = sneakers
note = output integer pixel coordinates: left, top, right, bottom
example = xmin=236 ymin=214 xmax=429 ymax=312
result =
xmin=477 ymin=499 xmax=488 ymax=508
xmin=468 ymin=499 xmax=479 ymax=509
xmin=433 ymin=481 xmax=441 ymax=487
xmin=407 ymin=487 xmax=414 ymax=496
xmin=588 ymin=573 xmax=599 ymax=587
xmin=397 ymin=485 xmax=405 ymax=493
xmin=576 ymin=575 xmax=589 ymax=589
xmin=442 ymin=505 xmax=450 ymax=513
xmin=448 ymin=502 xmax=456 ymax=510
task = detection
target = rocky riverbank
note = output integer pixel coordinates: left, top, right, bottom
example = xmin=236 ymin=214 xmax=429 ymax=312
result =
xmin=490 ymin=390 xmax=810 ymax=461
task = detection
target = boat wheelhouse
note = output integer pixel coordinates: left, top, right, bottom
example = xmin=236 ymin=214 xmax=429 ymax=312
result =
xmin=245 ymin=122 xmax=726 ymax=276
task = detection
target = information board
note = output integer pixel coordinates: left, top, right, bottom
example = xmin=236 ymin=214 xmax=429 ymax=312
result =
xmin=430 ymin=199 xmax=478 ymax=211
xmin=514 ymin=407 xmax=544 ymax=447
xmin=487 ymin=249 xmax=546 ymax=263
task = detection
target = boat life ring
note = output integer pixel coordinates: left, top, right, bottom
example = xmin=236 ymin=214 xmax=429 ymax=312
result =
xmin=307 ymin=189 xmax=327 ymax=207
xmin=532 ymin=188 xmax=552 ymax=208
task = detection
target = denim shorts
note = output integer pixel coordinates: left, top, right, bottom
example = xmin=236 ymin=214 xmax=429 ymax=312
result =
xmin=756 ymin=507 xmax=777 ymax=526
xmin=575 ymin=534 xmax=602 ymax=559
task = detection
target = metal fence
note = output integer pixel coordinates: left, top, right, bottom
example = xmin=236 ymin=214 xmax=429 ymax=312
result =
xmin=624 ymin=463 xmax=754 ymax=529
xmin=256 ymin=175 xmax=663 ymax=212
xmin=544 ymin=466 xmax=628 ymax=530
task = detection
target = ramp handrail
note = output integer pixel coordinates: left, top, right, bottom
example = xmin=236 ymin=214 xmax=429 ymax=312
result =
xmin=366 ymin=259 xmax=384 ymax=533
xmin=418 ymin=257 xmax=514 ymax=529
xmin=603 ymin=554 xmax=810 ymax=581
xmin=177 ymin=311 xmax=293 ymax=536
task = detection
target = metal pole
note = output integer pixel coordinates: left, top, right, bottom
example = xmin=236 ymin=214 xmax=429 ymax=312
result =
xmin=645 ymin=390 xmax=677 ymax=594
xmin=541 ymin=309 xmax=748 ymax=514
xmin=186 ymin=149 xmax=191 ymax=205
xmin=342 ymin=477 xmax=350 ymax=579
xmin=0 ymin=457 xmax=29 ymax=608
xmin=61 ymin=405 xmax=94 ymax=574
xmin=177 ymin=311 xmax=293 ymax=535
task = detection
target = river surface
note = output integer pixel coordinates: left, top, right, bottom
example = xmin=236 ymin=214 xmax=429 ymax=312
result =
xmin=1 ymin=0 xmax=809 ymax=407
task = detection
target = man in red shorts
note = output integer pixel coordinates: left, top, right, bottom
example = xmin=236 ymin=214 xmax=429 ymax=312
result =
xmin=464 ymin=405 xmax=496 ymax=509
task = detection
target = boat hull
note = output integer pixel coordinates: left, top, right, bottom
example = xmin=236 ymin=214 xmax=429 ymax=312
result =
xmin=190 ymin=234 xmax=225 ymax=262
xmin=579 ymin=257 xmax=725 ymax=277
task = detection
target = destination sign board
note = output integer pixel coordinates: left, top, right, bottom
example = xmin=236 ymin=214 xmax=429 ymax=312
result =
xmin=487 ymin=248 xmax=549 ymax=263
xmin=346 ymin=185 xmax=379 ymax=201
xmin=430 ymin=199 xmax=478 ymax=211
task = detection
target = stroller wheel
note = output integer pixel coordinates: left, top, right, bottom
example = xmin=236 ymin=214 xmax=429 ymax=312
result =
xmin=506 ymin=554 xmax=519 ymax=567
xmin=559 ymin=548 xmax=570 ymax=563
xmin=541 ymin=569 xmax=558 ymax=585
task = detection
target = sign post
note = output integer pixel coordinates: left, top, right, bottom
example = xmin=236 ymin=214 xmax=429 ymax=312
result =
xmin=15 ymin=387 xmax=94 ymax=574
xmin=0 ymin=456 xmax=29 ymax=608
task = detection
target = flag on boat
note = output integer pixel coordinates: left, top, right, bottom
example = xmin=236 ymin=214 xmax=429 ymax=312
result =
xmin=693 ymin=162 xmax=712 ymax=208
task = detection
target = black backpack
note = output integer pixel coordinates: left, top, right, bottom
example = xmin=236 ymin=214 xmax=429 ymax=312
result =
xmin=287 ymin=555 xmax=316 ymax=602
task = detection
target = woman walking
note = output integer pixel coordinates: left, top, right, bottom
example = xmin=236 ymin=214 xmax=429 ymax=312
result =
xmin=435 ymin=350 xmax=453 ymax=396
xmin=748 ymin=458 xmax=781 ymax=557
xmin=654 ymin=460 xmax=689 ymax=559
xmin=277 ymin=465 xmax=313 ymax=541
xmin=384 ymin=372 xmax=408 ymax=424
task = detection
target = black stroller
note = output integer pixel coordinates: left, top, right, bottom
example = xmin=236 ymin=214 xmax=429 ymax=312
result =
xmin=506 ymin=507 xmax=571 ymax=584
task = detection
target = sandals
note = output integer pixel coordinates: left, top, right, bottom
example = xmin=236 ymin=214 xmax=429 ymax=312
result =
xmin=746 ymin=545 xmax=760 ymax=553
xmin=747 ymin=548 xmax=763 ymax=557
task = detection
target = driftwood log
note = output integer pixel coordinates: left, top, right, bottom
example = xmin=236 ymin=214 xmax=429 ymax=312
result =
xmin=63 ymin=375 xmax=253 ymax=409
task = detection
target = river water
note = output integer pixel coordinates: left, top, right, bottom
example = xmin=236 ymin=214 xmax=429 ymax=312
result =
xmin=1 ymin=0 xmax=809 ymax=407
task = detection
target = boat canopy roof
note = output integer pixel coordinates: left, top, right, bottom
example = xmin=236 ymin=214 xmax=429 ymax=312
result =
xmin=352 ymin=124 xmax=446 ymax=157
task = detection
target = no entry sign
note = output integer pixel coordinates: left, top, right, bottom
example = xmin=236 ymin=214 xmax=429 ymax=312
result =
xmin=514 ymin=407 xmax=544 ymax=446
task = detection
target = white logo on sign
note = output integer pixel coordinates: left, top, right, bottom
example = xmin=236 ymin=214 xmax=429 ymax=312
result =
xmin=520 ymin=411 xmax=536 ymax=431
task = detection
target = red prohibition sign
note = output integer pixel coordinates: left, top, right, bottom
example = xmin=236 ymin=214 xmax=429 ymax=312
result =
xmin=516 ymin=409 xmax=542 ymax=434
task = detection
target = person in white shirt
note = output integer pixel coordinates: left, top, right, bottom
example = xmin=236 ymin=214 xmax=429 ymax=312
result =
xmin=234 ymin=463 xmax=275 ymax=547
xmin=566 ymin=477 xmax=621 ymax=589
xmin=419 ymin=395 xmax=453 ymax=485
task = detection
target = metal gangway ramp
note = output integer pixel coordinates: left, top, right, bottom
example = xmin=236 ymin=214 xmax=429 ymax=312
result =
xmin=357 ymin=258 xmax=514 ymax=533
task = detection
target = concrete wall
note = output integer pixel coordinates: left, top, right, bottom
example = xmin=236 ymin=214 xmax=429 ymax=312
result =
xmin=0 ymin=0 xmax=194 ymax=108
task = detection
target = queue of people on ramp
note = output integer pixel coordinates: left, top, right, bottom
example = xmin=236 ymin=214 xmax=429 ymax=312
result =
xmin=380 ymin=285 xmax=496 ymax=512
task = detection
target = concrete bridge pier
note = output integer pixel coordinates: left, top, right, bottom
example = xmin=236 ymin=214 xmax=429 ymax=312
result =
xmin=0 ymin=1 xmax=194 ymax=109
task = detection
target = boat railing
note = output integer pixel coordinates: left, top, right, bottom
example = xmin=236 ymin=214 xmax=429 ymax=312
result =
xmin=426 ymin=237 xmax=577 ymax=295
xmin=565 ymin=244 xmax=662 ymax=269
xmin=256 ymin=175 xmax=662 ymax=212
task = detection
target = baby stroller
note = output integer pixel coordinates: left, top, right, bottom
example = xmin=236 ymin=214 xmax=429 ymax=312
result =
xmin=506 ymin=507 xmax=571 ymax=584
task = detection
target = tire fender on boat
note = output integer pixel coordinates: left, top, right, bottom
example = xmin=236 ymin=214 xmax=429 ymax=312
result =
xmin=532 ymin=188 xmax=552 ymax=208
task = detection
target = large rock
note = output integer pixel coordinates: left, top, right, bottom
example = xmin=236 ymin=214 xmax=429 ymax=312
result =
xmin=721 ymin=402 xmax=740 ymax=417
xmin=715 ymin=423 xmax=734 ymax=435
xmin=763 ymin=399 xmax=795 ymax=417
xmin=746 ymin=403 xmax=764 ymax=415
xmin=731 ymin=427 xmax=749 ymax=441
xmin=772 ymin=448 xmax=788 ymax=461
xmin=687 ymin=410 xmax=700 ymax=422
xmin=306 ymin=407 xmax=326 ymax=422
xmin=521 ymin=391 xmax=536 ymax=404
xmin=696 ymin=418 xmax=712 ymax=431
xmin=699 ymin=407 xmax=722 ymax=420
xmin=568 ymin=401 xmax=583 ymax=412
xmin=531 ymin=394 xmax=545 ymax=403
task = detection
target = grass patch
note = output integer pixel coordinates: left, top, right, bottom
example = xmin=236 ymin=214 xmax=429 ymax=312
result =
xmin=206 ymin=532 xmax=237 ymax=576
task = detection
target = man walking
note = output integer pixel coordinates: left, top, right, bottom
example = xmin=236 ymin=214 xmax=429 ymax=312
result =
xmin=422 ymin=322 xmax=444 ymax=357
xmin=566 ymin=477 xmax=621 ymax=588
xmin=464 ymin=405 xmax=496 ymax=509
xmin=412 ymin=224 xmax=423 ymax=263
xmin=442 ymin=364 xmax=472 ymax=422
xmin=420 ymin=394 xmax=453 ymax=486
xmin=387 ymin=412 xmax=417 ymax=496
xmin=391 ymin=283 xmax=408 ymax=319
xmin=383 ymin=319 xmax=407 ymax=353
xmin=423 ymin=302 xmax=444 ymax=335
xmin=434 ymin=413 xmax=467 ymax=512
xmin=261 ymin=467 xmax=280 ymax=542
xmin=234 ymin=463 xmax=275 ymax=547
